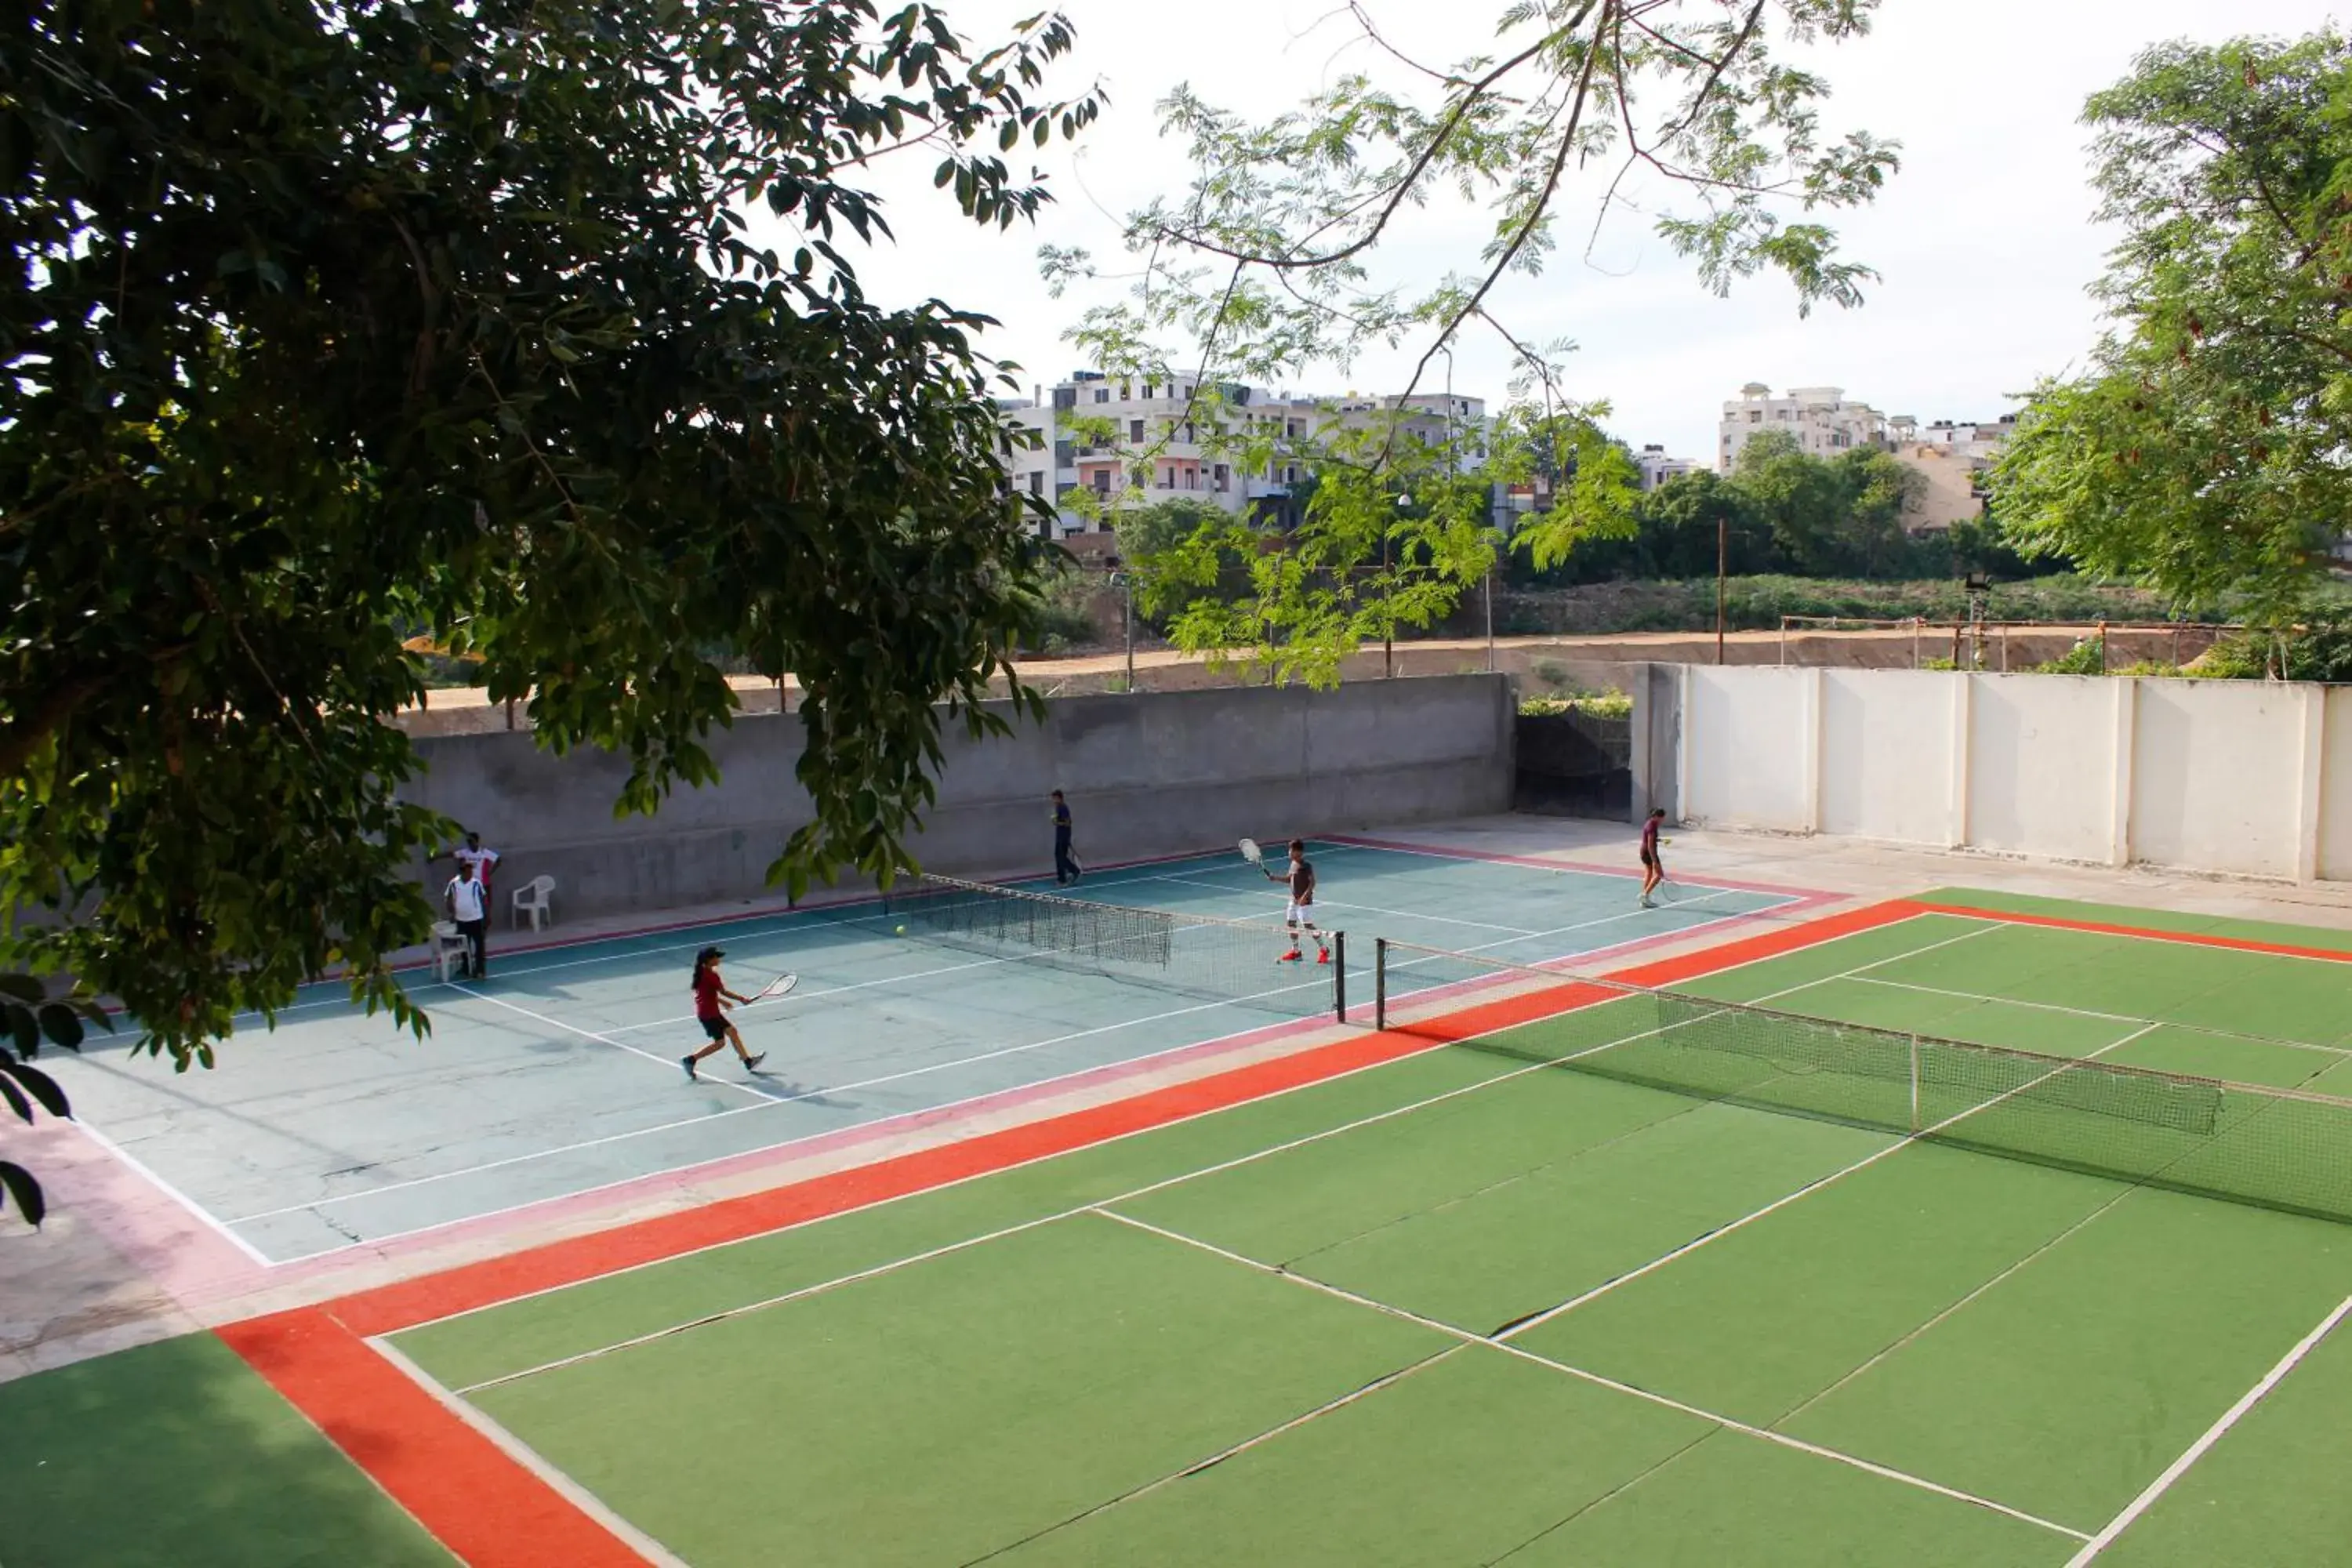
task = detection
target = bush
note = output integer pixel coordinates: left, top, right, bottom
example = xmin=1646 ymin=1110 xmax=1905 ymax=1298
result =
xmin=2032 ymin=636 xmax=2107 ymax=675
xmin=1520 ymin=689 xmax=1632 ymax=719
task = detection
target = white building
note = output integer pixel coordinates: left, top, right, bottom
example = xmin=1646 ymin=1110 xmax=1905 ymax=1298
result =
xmin=1634 ymin=444 xmax=1697 ymax=491
xmin=999 ymin=372 xmax=1489 ymax=539
xmin=1717 ymin=383 xmax=1888 ymax=471
xmin=1884 ymin=414 xmax=2016 ymax=532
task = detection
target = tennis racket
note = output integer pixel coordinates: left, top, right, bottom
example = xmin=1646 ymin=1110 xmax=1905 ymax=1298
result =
xmin=753 ymin=973 xmax=799 ymax=1001
xmin=1238 ymin=837 xmax=1264 ymax=866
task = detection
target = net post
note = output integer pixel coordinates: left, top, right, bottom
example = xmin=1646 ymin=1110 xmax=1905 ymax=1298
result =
xmin=1333 ymin=930 xmax=1347 ymax=1023
xmin=1374 ymin=938 xmax=1388 ymax=1032
xmin=1908 ymin=1035 xmax=1921 ymax=1133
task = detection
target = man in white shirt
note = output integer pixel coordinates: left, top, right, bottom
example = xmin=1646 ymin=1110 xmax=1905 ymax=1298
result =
xmin=445 ymin=860 xmax=490 ymax=979
xmin=453 ymin=832 xmax=501 ymax=902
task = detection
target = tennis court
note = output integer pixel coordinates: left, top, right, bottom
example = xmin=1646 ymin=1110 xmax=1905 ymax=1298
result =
xmin=38 ymin=837 xmax=1795 ymax=1265
xmin=171 ymin=885 xmax=2352 ymax=1568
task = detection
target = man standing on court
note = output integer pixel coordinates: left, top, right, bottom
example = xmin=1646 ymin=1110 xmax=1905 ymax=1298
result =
xmin=1051 ymin=789 xmax=1080 ymax=885
xmin=445 ymin=858 xmax=491 ymax=979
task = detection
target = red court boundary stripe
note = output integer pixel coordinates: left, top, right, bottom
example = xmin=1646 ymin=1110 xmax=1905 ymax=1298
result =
xmin=223 ymin=896 xmax=1923 ymax=1568
xmin=215 ymin=1308 xmax=642 ymax=1568
xmin=1912 ymin=902 xmax=2352 ymax=965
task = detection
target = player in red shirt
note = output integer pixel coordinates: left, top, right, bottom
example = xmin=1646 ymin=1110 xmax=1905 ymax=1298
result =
xmin=682 ymin=946 xmax=764 ymax=1080
xmin=1639 ymin=808 xmax=1668 ymax=908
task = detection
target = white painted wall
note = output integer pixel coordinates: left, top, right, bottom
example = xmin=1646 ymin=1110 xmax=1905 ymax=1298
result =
xmin=1676 ymin=666 xmax=2352 ymax=884
xmin=1818 ymin=670 xmax=1958 ymax=847
xmin=1965 ymin=677 xmax=2121 ymax=865
xmin=2132 ymin=681 xmax=2303 ymax=880
xmin=1682 ymin=666 xmax=1813 ymax=832
xmin=2322 ymin=688 xmax=2352 ymax=882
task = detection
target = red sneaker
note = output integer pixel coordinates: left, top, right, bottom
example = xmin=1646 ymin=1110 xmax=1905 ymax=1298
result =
xmin=1279 ymin=949 xmax=1302 ymax=963
xmin=1316 ymin=949 xmax=1332 ymax=965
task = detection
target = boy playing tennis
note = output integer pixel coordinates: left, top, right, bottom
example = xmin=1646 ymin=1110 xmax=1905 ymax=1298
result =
xmin=1264 ymin=839 xmax=1331 ymax=965
xmin=1639 ymin=808 xmax=1668 ymax=908
xmin=682 ymin=946 xmax=765 ymax=1079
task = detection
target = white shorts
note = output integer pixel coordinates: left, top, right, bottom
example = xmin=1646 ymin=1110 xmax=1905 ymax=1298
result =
xmin=1286 ymin=901 xmax=1316 ymax=926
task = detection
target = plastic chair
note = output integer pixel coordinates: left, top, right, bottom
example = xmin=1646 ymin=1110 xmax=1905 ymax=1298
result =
xmin=511 ymin=874 xmax=555 ymax=931
xmin=431 ymin=921 xmax=470 ymax=982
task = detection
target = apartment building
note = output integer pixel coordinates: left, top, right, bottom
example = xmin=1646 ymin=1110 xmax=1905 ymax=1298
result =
xmin=1886 ymin=414 xmax=2015 ymax=532
xmin=1000 ymin=372 xmax=1488 ymax=538
xmin=1634 ymin=444 xmax=1697 ymax=491
xmin=1717 ymin=383 xmax=1889 ymax=471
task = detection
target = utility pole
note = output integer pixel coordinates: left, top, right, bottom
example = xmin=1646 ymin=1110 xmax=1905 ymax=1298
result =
xmin=1715 ymin=512 xmax=1729 ymax=666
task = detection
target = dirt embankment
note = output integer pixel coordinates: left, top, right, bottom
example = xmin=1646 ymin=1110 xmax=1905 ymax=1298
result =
xmin=392 ymin=624 xmax=2221 ymax=737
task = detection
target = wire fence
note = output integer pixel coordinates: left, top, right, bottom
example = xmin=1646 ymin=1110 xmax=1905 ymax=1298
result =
xmin=1774 ymin=616 xmax=2246 ymax=673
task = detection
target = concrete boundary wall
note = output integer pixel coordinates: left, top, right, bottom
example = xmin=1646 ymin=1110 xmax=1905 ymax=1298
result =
xmin=1668 ymin=665 xmax=2346 ymax=884
xmin=404 ymin=675 xmax=1515 ymax=920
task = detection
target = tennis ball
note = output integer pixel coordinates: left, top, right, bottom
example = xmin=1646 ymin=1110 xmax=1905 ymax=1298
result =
xmin=895 ymin=924 xmax=907 ymax=935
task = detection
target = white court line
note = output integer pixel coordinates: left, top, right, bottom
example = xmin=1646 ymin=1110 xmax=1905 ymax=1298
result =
xmin=241 ymin=963 xmax=1341 ymax=1246
xmin=967 ymin=1344 xmax=1472 ymax=1565
xmin=1777 ymin=1182 xmax=2147 ymax=1428
xmin=68 ymin=1116 xmax=278 ymax=1269
xmin=1129 ymin=870 xmax=1538 ymax=937
xmin=406 ymin=909 xmax=1973 ymax=1334
xmin=1846 ymin=975 xmax=2352 ymax=1061
xmin=368 ymin=1337 xmax=693 ymax=1568
xmin=218 ymin=1100 xmax=771 ymax=1226
xmin=2063 ymin=1294 xmax=2352 ymax=1566
xmin=445 ymin=983 xmax=776 ymax=1105
xmin=604 ymin=906 xmax=1294 ymax=1037
xmin=1377 ymin=910 xmax=2002 ymax=1018
xmin=432 ymin=912 xmax=1980 ymax=1365
xmin=1495 ymin=1021 xmax=2165 ymax=1342
xmin=1091 ymin=1208 xmax=2089 ymax=1542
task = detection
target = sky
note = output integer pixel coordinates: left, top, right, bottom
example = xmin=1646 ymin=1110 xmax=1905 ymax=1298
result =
xmin=785 ymin=1 xmax=2343 ymax=462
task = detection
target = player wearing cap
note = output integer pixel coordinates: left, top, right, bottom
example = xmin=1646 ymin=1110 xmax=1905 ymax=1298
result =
xmin=682 ymin=945 xmax=764 ymax=1080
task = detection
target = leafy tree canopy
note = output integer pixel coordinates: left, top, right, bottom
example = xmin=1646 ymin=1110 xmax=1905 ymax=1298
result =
xmin=1 ymin=0 xmax=1101 ymax=1074
xmin=1037 ymin=1 xmax=1897 ymax=677
xmin=1994 ymin=28 xmax=2352 ymax=622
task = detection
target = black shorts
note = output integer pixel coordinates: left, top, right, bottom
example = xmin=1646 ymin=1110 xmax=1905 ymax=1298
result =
xmin=699 ymin=1015 xmax=730 ymax=1041
xmin=1639 ymin=850 xmax=1658 ymax=868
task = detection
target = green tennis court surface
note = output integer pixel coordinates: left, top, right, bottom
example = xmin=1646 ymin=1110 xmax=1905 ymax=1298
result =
xmin=360 ymin=892 xmax=2352 ymax=1566
xmin=13 ymin=887 xmax=2352 ymax=1566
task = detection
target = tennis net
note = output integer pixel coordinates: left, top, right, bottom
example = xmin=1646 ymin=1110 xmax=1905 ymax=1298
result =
xmin=881 ymin=874 xmax=1345 ymax=1022
xmin=1374 ymin=938 xmax=2352 ymax=1227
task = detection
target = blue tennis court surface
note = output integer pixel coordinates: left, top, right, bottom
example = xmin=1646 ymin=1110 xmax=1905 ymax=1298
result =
xmin=45 ymin=840 xmax=1800 ymax=1264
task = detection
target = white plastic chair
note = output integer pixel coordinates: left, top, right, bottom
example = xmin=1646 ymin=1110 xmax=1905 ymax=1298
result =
xmin=431 ymin=921 xmax=470 ymax=982
xmin=510 ymin=874 xmax=555 ymax=931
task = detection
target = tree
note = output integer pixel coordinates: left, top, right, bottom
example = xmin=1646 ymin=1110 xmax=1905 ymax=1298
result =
xmin=1031 ymin=1 xmax=1894 ymax=662
xmin=1127 ymin=403 xmax=1635 ymax=684
xmin=1631 ymin=469 xmax=1776 ymax=580
xmin=1830 ymin=447 xmax=1925 ymax=578
xmin=1044 ymin=2 xmax=1895 ymax=417
xmin=1733 ymin=430 xmax=1850 ymax=572
xmin=1993 ymin=29 xmax=2352 ymax=621
xmin=2 ymin=5 xmax=1100 ymax=1098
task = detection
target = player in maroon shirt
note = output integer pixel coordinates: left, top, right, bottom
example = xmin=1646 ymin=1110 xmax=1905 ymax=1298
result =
xmin=1639 ymin=808 xmax=1668 ymax=908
